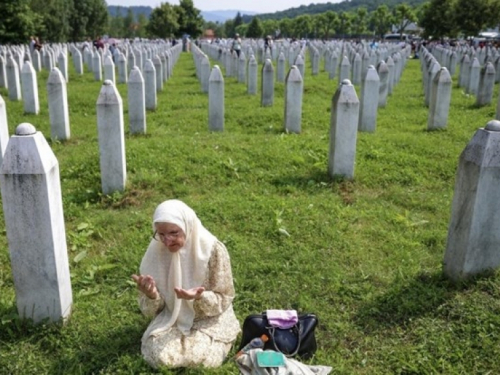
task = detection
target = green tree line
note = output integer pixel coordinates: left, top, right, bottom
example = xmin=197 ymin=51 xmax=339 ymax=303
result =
xmin=0 ymin=0 xmax=203 ymax=44
xmin=0 ymin=0 xmax=109 ymax=44
xmin=214 ymin=0 xmax=500 ymax=40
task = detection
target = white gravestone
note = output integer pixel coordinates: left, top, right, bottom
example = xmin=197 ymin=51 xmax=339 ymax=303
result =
xmin=444 ymin=120 xmax=500 ymax=281
xmin=128 ymin=67 xmax=146 ymax=135
xmin=328 ymin=79 xmax=360 ymax=180
xmin=72 ymin=48 xmax=83 ymax=75
xmin=144 ymin=59 xmax=157 ymax=111
xmin=428 ymin=67 xmax=452 ymax=130
xmin=377 ymin=60 xmax=389 ymax=108
xmin=0 ymin=54 xmax=8 ymax=88
xmin=358 ymin=66 xmax=380 ymax=133
xmin=261 ymin=59 xmax=275 ymax=107
xmin=57 ymin=52 xmax=68 ymax=83
xmin=0 ymin=95 xmax=9 ymax=163
xmin=152 ymin=55 xmax=163 ymax=92
xmin=352 ymin=53 xmax=362 ymax=85
xmin=238 ymin=51 xmax=246 ymax=84
xmin=476 ymin=62 xmax=496 ymax=107
xmin=93 ymin=52 xmax=102 ymax=81
xmin=117 ymin=53 xmax=128 ymax=84
xmin=277 ymin=52 xmax=286 ymax=83
xmin=103 ymin=55 xmax=116 ymax=84
xmin=0 ymin=123 xmax=72 ymax=323
xmin=284 ymin=65 xmax=303 ymax=134
xmin=339 ymin=55 xmax=351 ymax=85
xmin=6 ymin=55 xmax=21 ymax=101
xmin=208 ymin=65 xmax=224 ymax=132
xmin=47 ymin=67 xmax=70 ymax=140
xmin=96 ymin=80 xmax=126 ymax=194
xmin=467 ymin=57 xmax=480 ymax=96
xmin=295 ymin=54 xmax=305 ymax=79
xmin=247 ymin=55 xmax=258 ymax=95
xmin=21 ymin=61 xmax=39 ymax=115
xmin=200 ymin=56 xmax=210 ymax=93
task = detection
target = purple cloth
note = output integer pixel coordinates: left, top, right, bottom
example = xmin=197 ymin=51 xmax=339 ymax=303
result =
xmin=266 ymin=309 xmax=298 ymax=329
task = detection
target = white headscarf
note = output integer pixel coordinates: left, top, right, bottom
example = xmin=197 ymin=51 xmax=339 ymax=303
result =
xmin=140 ymin=200 xmax=216 ymax=340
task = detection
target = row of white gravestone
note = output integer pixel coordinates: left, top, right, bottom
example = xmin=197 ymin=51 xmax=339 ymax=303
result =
xmin=420 ymin=46 xmax=499 ymax=130
xmin=3 ymin=48 xmax=500 ymax=330
xmin=201 ymin=40 xmax=500 ymax=283
xmin=0 ymin=41 xmax=183 ymax=324
xmin=194 ymin=45 xmax=408 ymax=137
xmin=428 ymin=43 xmax=498 ymax=107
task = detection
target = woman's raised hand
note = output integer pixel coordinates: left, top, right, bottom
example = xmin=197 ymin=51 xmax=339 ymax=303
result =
xmin=174 ymin=287 xmax=205 ymax=300
xmin=132 ymin=274 xmax=159 ymax=300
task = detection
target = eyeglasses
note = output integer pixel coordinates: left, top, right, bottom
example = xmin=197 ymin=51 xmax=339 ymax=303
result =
xmin=153 ymin=230 xmax=181 ymax=242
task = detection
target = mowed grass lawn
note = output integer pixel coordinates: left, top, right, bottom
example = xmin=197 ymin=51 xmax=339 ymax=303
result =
xmin=1 ymin=46 xmax=500 ymax=374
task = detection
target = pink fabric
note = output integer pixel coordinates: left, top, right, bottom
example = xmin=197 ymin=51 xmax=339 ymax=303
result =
xmin=266 ymin=310 xmax=298 ymax=329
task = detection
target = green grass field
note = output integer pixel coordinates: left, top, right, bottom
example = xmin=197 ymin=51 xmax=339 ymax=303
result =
xmin=1 ymin=48 xmax=500 ymax=374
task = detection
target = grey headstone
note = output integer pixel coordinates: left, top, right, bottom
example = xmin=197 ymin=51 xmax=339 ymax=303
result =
xmin=47 ymin=67 xmax=70 ymax=140
xmin=128 ymin=67 xmax=146 ymax=134
xmin=328 ymin=79 xmax=360 ymax=179
xmin=96 ymin=80 xmax=126 ymax=194
xmin=444 ymin=121 xmax=500 ymax=280
xmin=428 ymin=67 xmax=452 ymax=130
xmin=208 ymin=65 xmax=224 ymax=132
xmin=284 ymin=66 xmax=303 ymax=134
xmin=0 ymin=123 xmax=73 ymax=323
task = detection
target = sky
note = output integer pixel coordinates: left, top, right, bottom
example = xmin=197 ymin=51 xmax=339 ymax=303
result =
xmin=106 ymin=0 xmax=341 ymax=14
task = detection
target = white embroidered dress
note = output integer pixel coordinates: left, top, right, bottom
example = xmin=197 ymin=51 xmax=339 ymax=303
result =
xmin=137 ymin=200 xmax=240 ymax=368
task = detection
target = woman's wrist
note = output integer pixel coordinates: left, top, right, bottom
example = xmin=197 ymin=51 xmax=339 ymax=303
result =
xmin=147 ymin=291 xmax=159 ymax=300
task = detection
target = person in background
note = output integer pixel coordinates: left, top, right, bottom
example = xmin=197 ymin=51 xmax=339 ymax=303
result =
xmin=231 ymin=33 xmax=242 ymax=57
xmin=132 ymin=199 xmax=240 ymax=369
xmin=264 ymin=35 xmax=273 ymax=54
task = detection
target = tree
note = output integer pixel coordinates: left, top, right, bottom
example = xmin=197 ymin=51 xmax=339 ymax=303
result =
xmin=0 ymin=0 xmax=39 ymax=44
xmin=246 ymin=17 xmax=263 ymax=38
xmin=174 ymin=0 xmax=203 ymax=38
xmin=278 ymin=18 xmax=293 ymax=38
xmin=454 ymin=0 xmax=499 ymax=37
xmin=235 ymin=24 xmax=248 ymax=37
xmin=292 ymin=14 xmax=313 ymax=38
xmin=136 ymin=14 xmax=148 ymax=38
xmin=224 ymin=19 xmax=235 ymax=38
xmin=204 ymin=21 xmax=224 ymax=38
xmin=122 ymin=8 xmax=135 ymax=38
xmin=29 ymin=0 xmax=71 ymax=42
xmin=369 ymin=5 xmax=393 ymax=38
xmin=337 ymin=11 xmax=353 ymax=37
xmin=108 ymin=14 xmax=125 ymax=38
xmin=147 ymin=2 xmax=179 ymax=38
xmin=69 ymin=0 xmax=108 ymax=41
xmin=234 ymin=11 xmax=243 ymax=30
xmin=261 ymin=19 xmax=278 ymax=38
xmin=315 ymin=11 xmax=339 ymax=39
xmin=392 ymin=3 xmax=417 ymax=35
xmin=352 ymin=7 xmax=369 ymax=36
xmin=419 ymin=0 xmax=457 ymax=39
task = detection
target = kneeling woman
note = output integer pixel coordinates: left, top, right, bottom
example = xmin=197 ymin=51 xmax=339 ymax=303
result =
xmin=132 ymin=200 xmax=240 ymax=368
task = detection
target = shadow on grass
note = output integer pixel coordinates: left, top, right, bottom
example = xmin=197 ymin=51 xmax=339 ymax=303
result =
xmin=353 ymin=269 xmax=496 ymax=332
xmin=49 ymin=323 xmax=148 ymax=374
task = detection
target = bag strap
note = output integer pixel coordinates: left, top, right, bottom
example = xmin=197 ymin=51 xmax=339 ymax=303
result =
xmin=268 ymin=321 xmax=303 ymax=357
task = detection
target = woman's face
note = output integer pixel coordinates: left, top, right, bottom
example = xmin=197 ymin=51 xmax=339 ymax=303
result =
xmin=154 ymin=222 xmax=185 ymax=252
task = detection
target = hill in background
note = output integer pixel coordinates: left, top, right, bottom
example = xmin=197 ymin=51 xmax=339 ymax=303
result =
xmin=241 ymin=0 xmax=427 ymax=22
xmin=108 ymin=5 xmax=152 ymax=19
xmin=202 ymin=10 xmax=259 ymax=23
xmin=107 ymin=5 xmax=258 ymax=23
